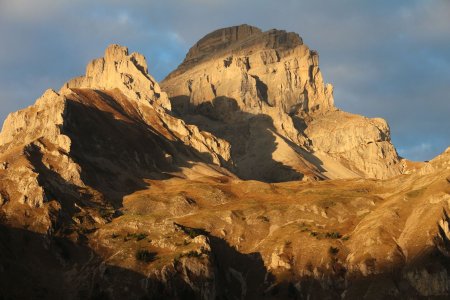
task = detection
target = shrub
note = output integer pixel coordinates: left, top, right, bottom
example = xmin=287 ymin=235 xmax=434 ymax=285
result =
xmin=186 ymin=229 xmax=200 ymax=238
xmin=135 ymin=233 xmax=147 ymax=241
xmin=257 ymin=215 xmax=270 ymax=222
xmin=329 ymin=246 xmax=339 ymax=256
xmin=135 ymin=250 xmax=157 ymax=263
xmin=99 ymin=209 xmax=113 ymax=218
xmin=124 ymin=232 xmax=148 ymax=241
xmin=325 ymin=232 xmax=342 ymax=239
xmin=309 ymin=231 xmax=319 ymax=237
xmin=186 ymin=250 xmax=202 ymax=258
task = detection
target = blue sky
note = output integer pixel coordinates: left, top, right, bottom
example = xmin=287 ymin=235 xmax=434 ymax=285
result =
xmin=0 ymin=0 xmax=449 ymax=161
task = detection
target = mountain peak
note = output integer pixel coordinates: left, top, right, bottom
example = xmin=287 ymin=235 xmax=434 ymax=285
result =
xmin=184 ymin=24 xmax=262 ymax=62
xmin=104 ymin=44 xmax=128 ymax=60
xmin=173 ymin=25 xmax=303 ymax=75
xmin=61 ymin=44 xmax=170 ymax=110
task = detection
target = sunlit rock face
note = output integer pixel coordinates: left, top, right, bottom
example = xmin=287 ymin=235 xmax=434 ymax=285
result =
xmin=162 ymin=24 xmax=403 ymax=181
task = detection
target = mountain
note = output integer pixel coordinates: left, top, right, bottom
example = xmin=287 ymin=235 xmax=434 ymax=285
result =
xmin=0 ymin=25 xmax=449 ymax=300
xmin=162 ymin=24 xmax=404 ymax=181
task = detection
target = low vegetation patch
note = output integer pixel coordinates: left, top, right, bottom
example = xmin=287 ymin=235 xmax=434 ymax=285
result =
xmin=257 ymin=215 xmax=270 ymax=223
xmin=186 ymin=250 xmax=202 ymax=258
xmin=99 ymin=208 xmax=114 ymax=219
xmin=174 ymin=222 xmax=207 ymax=238
xmin=309 ymin=231 xmax=319 ymax=237
xmin=406 ymin=188 xmax=425 ymax=198
xmin=301 ymin=226 xmax=344 ymax=240
xmin=329 ymin=246 xmax=339 ymax=256
xmin=124 ymin=232 xmax=148 ymax=241
xmin=135 ymin=249 xmax=157 ymax=263
xmin=174 ymin=247 xmax=209 ymax=264
xmin=325 ymin=232 xmax=342 ymax=239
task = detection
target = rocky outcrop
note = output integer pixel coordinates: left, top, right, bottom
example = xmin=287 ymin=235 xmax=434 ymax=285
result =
xmin=162 ymin=25 xmax=403 ymax=180
xmin=62 ymin=44 xmax=171 ymax=110
xmin=305 ymin=110 xmax=403 ymax=179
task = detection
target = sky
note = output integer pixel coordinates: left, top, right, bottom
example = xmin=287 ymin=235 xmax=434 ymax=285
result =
xmin=0 ymin=0 xmax=449 ymax=161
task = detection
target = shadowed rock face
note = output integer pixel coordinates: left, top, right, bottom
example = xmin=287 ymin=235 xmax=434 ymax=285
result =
xmin=162 ymin=24 xmax=404 ymax=180
xmin=0 ymin=27 xmax=449 ymax=299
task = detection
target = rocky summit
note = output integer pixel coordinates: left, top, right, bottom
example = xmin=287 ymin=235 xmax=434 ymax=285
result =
xmin=162 ymin=25 xmax=403 ymax=181
xmin=0 ymin=25 xmax=449 ymax=300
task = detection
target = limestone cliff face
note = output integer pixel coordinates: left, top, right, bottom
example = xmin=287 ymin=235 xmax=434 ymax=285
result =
xmin=305 ymin=110 xmax=403 ymax=179
xmin=165 ymin=24 xmax=334 ymax=115
xmin=62 ymin=44 xmax=171 ymax=110
xmin=162 ymin=25 xmax=403 ymax=180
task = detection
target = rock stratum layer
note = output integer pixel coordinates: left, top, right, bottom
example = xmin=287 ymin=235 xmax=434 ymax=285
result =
xmin=0 ymin=25 xmax=449 ymax=300
xmin=162 ymin=24 xmax=403 ymax=181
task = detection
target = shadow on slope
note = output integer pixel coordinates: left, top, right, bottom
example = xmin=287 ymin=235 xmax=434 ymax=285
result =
xmin=61 ymin=89 xmax=224 ymax=205
xmin=0 ymin=219 xmax=271 ymax=300
xmin=174 ymin=222 xmax=271 ymax=299
xmin=0 ymin=221 xmax=204 ymax=300
xmin=20 ymin=88 xmax=231 ymax=230
xmin=170 ymin=96 xmax=305 ymax=183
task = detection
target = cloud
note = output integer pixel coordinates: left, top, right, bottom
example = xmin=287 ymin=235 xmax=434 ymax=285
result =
xmin=398 ymin=142 xmax=445 ymax=162
xmin=400 ymin=0 xmax=450 ymax=42
xmin=0 ymin=0 xmax=448 ymax=161
xmin=0 ymin=0 xmax=67 ymax=21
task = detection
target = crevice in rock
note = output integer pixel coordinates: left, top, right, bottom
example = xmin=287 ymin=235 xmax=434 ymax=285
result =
xmin=251 ymin=75 xmax=269 ymax=105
